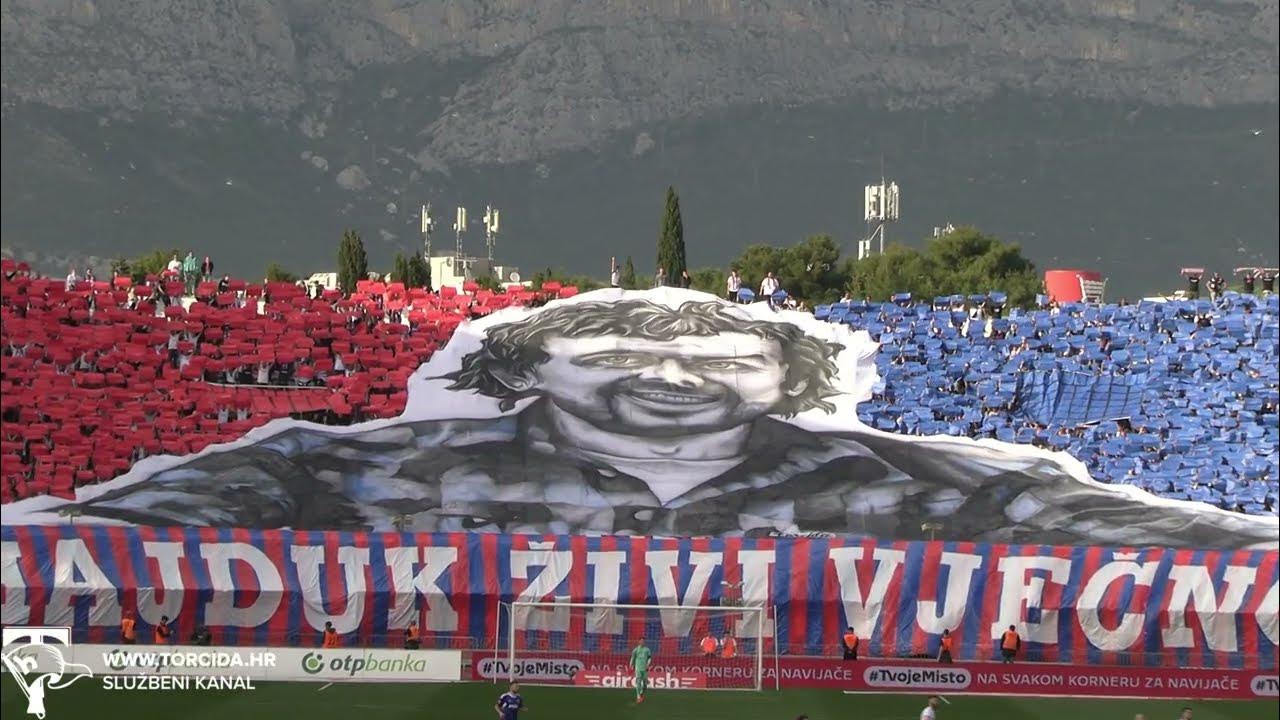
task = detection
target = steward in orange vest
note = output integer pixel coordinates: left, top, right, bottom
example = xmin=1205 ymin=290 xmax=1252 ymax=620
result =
xmin=841 ymin=627 xmax=859 ymax=661
xmin=322 ymin=621 xmax=341 ymax=648
xmin=938 ymin=629 xmax=954 ymax=664
xmin=405 ymin=621 xmax=421 ymax=650
xmin=719 ymin=636 xmax=737 ymax=659
xmin=153 ymin=615 xmax=171 ymax=644
xmin=1000 ymin=625 xmax=1020 ymax=663
xmin=121 ymin=613 xmax=137 ymax=645
xmin=699 ymin=635 xmax=718 ymax=656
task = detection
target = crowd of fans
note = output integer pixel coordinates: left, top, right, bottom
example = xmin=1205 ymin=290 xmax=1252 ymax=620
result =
xmin=632 ymin=265 xmax=810 ymax=310
xmin=0 ymin=259 xmax=572 ymax=503
xmin=820 ymin=292 xmax=1279 ymax=516
xmin=3 ymin=258 xmax=1276 ymax=517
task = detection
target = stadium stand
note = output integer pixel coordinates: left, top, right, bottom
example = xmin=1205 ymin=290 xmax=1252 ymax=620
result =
xmin=3 ymin=257 xmax=1276 ymax=519
xmin=818 ymin=292 xmax=1279 ymax=516
xmin=0 ymin=260 xmax=575 ymax=503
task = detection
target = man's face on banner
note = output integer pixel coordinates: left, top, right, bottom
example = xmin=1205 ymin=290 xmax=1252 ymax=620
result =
xmin=534 ymin=332 xmax=793 ymax=436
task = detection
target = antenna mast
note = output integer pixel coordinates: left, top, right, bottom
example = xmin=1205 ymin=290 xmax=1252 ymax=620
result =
xmin=452 ymin=206 xmax=467 ymax=260
xmin=483 ymin=205 xmax=501 ymax=261
xmin=860 ymin=175 xmax=900 ymax=260
xmin=420 ymin=203 xmax=435 ymax=259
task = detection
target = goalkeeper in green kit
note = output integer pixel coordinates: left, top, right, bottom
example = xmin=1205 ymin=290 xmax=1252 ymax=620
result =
xmin=629 ymin=638 xmax=652 ymax=703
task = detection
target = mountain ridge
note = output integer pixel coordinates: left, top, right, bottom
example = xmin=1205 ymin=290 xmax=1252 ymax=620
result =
xmin=1 ymin=0 xmax=1277 ymax=295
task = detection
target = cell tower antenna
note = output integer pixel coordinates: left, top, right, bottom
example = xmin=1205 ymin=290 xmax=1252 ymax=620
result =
xmin=483 ymin=205 xmax=501 ymax=261
xmin=420 ymin=203 xmax=436 ymax=259
xmin=860 ymin=173 xmax=900 ymax=260
xmin=453 ymin=206 xmax=467 ymax=260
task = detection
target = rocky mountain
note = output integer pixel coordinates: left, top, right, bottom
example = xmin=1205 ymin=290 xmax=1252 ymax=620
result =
xmin=2 ymin=0 xmax=1277 ymax=294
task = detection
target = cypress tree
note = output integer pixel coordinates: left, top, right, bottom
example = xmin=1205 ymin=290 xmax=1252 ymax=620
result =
xmin=655 ymin=186 xmax=687 ymax=282
xmin=406 ymin=254 xmax=430 ymax=288
xmin=337 ymin=230 xmax=368 ymax=294
xmin=391 ymin=253 xmax=410 ymax=284
xmin=621 ymin=255 xmax=637 ymax=289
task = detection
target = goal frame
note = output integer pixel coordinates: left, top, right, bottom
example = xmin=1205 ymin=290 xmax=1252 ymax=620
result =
xmin=499 ymin=600 xmax=768 ymax=691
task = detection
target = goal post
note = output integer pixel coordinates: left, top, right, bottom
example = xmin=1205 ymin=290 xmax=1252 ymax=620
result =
xmin=504 ymin=601 xmax=766 ymax=691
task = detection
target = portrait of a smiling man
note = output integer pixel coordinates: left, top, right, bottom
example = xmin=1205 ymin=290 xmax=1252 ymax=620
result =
xmin=7 ymin=290 xmax=1274 ymax=550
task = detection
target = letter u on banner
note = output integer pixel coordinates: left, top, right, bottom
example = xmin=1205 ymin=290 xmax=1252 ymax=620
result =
xmin=289 ymin=545 xmax=368 ymax=634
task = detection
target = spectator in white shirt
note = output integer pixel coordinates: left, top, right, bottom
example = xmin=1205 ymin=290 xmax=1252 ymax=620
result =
xmin=610 ymin=264 xmax=621 ymax=288
xmin=759 ymin=271 xmax=780 ymax=304
xmin=166 ymin=255 xmax=182 ymax=274
xmin=726 ymin=270 xmax=741 ymax=301
xmin=64 ymin=268 xmax=79 ymax=291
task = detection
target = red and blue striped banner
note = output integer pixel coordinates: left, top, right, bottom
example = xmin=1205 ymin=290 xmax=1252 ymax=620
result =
xmin=1 ymin=526 xmax=1275 ymax=669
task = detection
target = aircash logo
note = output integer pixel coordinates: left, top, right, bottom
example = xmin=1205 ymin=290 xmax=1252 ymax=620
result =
xmin=863 ymin=665 xmax=972 ymax=690
xmin=301 ymin=651 xmax=435 ymax=678
xmin=1251 ymin=675 xmax=1279 ymax=697
xmin=573 ymin=669 xmax=708 ymax=689
xmin=1 ymin=626 xmax=93 ymax=719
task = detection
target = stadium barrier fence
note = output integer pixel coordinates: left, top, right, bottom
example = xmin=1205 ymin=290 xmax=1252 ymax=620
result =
xmin=498 ymin=601 xmax=768 ymax=691
xmin=4 ymin=641 xmax=461 ymax=683
xmin=145 ymin=630 xmax=1266 ymax=672
xmin=464 ymin=648 xmax=1276 ymax=700
xmin=3 ymin=632 xmax=1273 ymax=700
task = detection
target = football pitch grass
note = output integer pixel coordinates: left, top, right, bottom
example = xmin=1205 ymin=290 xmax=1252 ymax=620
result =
xmin=3 ymin=676 xmax=1274 ymax=720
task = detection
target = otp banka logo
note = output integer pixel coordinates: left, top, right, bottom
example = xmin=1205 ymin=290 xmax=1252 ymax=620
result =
xmin=301 ymin=652 xmax=326 ymax=674
xmin=1 ymin=627 xmax=94 ymax=719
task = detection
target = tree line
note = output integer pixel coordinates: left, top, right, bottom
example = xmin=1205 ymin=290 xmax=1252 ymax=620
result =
xmin=112 ymin=186 xmax=1043 ymax=306
xmin=589 ymin=186 xmax=1043 ymax=307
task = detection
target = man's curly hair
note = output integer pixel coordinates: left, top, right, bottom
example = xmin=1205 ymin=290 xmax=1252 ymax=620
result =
xmin=442 ymin=299 xmax=845 ymax=414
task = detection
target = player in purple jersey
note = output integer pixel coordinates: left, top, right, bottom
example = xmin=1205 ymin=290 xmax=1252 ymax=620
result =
xmin=495 ymin=682 xmax=525 ymax=720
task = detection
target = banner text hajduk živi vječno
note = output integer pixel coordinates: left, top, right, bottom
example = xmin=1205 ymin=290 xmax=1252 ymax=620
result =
xmin=2 ymin=527 xmax=1276 ymax=669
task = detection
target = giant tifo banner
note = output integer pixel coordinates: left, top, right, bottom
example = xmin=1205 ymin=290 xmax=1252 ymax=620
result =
xmin=3 ymin=289 xmax=1276 ymax=550
xmin=2 ymin=527 xmax=1277 ymax=670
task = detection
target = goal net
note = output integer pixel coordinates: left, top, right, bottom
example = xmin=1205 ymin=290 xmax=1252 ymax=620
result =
xmin=499 ymin=601 xmax=766 ymax=691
